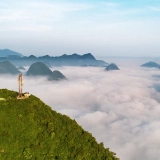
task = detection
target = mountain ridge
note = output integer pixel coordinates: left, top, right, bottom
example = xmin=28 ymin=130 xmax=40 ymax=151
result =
xmin=0 ymin=49 xmax=107 ymax=67
xmin=0 ymin=89 xmax=118 ymax=160
xmin=0 ymin=49 xmax=23 ymax=57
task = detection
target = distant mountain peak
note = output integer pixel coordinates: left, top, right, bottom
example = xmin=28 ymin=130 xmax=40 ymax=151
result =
xmin=0 ymin=60 xmax=20 ymax=74
xmin=48 ymin=70 xmax=66 ymax=81
xmin=28 ymin=55 xmax=37 ymax=59
xmin=72 ymin=53 xmax=78 ymax=55
xmin=40 ymin=55 xmax=51 ymax=58
xmin=26 ymin=62 xmax=52 ymax=76
xmin=0 ymin=51 xmax=107 ymax=67
xmin=105 ymin=63 xmax=120 ymax=71
xmin=26 ymin=62 xmax=66 ymax=81
xmin=3 ymin=49 xmax=10 ymax=51
xmin=0 ymin=49 xmax=23 ymax=57
xmin=141 ymin=61 xmax=160 ymax=68
xmin=81 ymin=53 xmax=96 ymax=60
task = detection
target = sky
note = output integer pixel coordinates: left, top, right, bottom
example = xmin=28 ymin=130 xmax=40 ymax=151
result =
xmin=0 ymin=63 xmax=160 ymax=160
xmin=0 ymin=0 xmax=160 ymax=57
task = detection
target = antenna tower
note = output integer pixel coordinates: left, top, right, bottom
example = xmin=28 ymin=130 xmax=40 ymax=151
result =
xmin=18 ymin=74 xmax=23 ymax=98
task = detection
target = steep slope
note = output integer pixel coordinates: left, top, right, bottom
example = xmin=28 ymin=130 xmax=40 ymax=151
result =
xmin=105 ymin=63 xmax=120 ymax=71
xmin=27 ymin=62 xmax=66 ymax=81
xmin=0 ymin=61 xmax=20 ymax=74
xmin=81 ymin=53 xmax=96 ymax=60
xmin=0 ymin=89 xmax=118 ymax=160
xmin=48 ymin=70 xmax=66 ymax=81
xmin=26 ymin=62 xmax=52 ymax=76
xmin=0 ymin=49 xmax=23 ymax=57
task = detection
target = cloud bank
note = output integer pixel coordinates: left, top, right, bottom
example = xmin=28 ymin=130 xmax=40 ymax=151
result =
xmin=0 ymin=63 xmax=160 ymax=160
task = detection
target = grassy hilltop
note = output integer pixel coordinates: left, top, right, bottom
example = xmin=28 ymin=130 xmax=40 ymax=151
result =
xmin=0 ymin=89 xmax=118 ymax=160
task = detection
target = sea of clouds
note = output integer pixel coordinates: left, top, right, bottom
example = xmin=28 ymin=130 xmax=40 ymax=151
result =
xmin=0 ymin=59 xmax=160 ymax=160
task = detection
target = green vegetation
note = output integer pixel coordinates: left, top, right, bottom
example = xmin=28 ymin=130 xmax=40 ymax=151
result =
xmin=0 ymin=89 xmax=118 ymax=160
xmin=0 ymin=98 xmax=6 ymax=101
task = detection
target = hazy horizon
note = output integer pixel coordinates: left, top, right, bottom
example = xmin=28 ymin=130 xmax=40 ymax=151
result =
xmin=0 ymin=0 xmax=160 ymax=57
xmin=2 ymin=48 xmax=160 ymax=59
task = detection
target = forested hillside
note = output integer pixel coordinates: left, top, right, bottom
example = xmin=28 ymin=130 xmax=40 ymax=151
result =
xmin=0 ymin=89 xmax=118 ymax=160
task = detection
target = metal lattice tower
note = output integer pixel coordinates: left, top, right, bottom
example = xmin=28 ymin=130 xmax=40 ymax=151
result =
xmin=18 ymin=74 xmax=23 ymax=97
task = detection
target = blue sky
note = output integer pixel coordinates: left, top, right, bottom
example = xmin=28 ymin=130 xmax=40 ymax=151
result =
xmin=0 ymin=0 xmax=160 ymax=57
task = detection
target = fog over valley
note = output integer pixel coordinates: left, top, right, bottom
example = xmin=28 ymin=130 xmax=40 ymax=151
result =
xmin=0 ymin=58 xmax=160 ymax=160
xmin=1 ymin=0 xmax=160 ymax=159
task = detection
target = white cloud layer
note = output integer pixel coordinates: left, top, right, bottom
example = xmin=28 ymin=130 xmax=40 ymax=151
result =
xmin=0 ymin=61 xmax=160 ymax=160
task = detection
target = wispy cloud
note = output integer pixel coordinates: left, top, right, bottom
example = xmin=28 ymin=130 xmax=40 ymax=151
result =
xmin=95 ymin=1 xmax=160 ymax=19
xmin=0 ymin=1 xmax=93 ymax=31
xmin=0 ymin=1 xmax=93 ymax=20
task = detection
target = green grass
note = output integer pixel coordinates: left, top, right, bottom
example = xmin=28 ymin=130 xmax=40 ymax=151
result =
xmin=0 ymin=89 xmax=118 ymax=160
